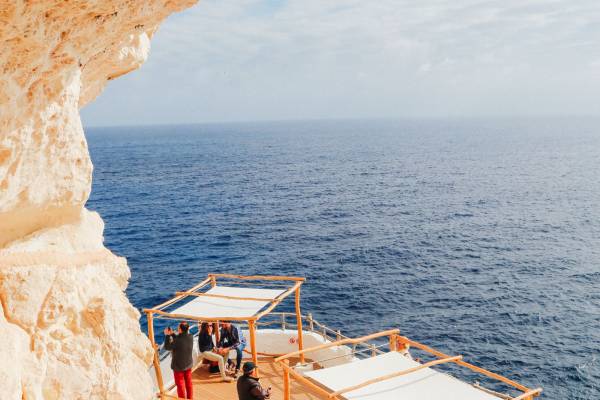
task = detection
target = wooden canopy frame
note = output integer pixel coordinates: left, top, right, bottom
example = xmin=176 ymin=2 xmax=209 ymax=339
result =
xmin=143 ymin=273 xmax=306 ymax=396
xmin=275 ymin=330 xmax=542 ymax=400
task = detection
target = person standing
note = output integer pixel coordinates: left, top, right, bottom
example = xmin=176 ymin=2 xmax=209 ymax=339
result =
xmin=237 ymin=361 xmax=272 ymax=400
xmin=219 ymin=320 xmax=246 ymax=376
xmin=163 ymin=322 xmax=194 ymax=399
xmin=198 ymin=322 xmax=234 ymax=382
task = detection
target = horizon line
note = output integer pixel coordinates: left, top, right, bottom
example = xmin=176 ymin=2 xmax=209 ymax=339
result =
xmin=83 ymin=114 xmax=600 ymax=130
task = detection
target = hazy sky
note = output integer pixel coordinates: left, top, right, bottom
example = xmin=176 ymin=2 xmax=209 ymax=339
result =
xmin=82 ymin=0 xmax=600 ymax=127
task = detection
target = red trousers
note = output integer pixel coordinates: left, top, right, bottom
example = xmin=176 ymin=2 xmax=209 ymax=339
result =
xmin=173 ymin=369 xmax=193 ymax=399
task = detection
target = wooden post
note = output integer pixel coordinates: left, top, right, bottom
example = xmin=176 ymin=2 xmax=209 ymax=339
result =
xmin=283 ymin=359 xmax=291 ymax=400
xmin=389 ymin=333 xmax=397 ymax=351
xmin=295 ymin=287 xmax=305 ymax=364
xmin=210 ymin=275 xmax=217 ymax=287
xmin=249 ymin=320 xmax=258 ymax=368
xmin=147 ymin=312 xmax=165 ymax=395
xmin=214 ymin=321 xmax=220 ymax=345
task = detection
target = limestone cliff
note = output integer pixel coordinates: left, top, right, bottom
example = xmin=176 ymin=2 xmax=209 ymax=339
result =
xmin=0 ymin=1 xmax=197 ymax=398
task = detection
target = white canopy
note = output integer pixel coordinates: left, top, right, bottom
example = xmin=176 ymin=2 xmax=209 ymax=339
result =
xmin=171 ymin=285 xmax=286 ymax=319
xmin=304 ymin=351 xmax=500 ymax=400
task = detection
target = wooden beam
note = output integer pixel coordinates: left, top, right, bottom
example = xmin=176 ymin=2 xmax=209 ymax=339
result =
xmin=512 ymin=388 xmax=543 ymax=400
xmin=295 ymin=286 xmax=305 ymax=364
xmin=208 ymin=273 xmax=306 ymax=282
xmin=151 ymin=277 xmax=212 ymax=310
xmin=275 ymin=329 xmax=400 ymax=362
xmin=254 ymin=281 xmax=303 ymax=320
xmin=329 ymin=355 xmax=463 ymax=397
xmin=146 ymin=312 xmax=165 ymax=395
xmin=174 ymin=291 xmax=276 ymax=302
xmin=142 ymin=308 xmax=251 ymax=322
xmin=397 ymin=336 xmax=531 ymax=393
xmin=284 ymin=363 xmax=338 ymax=399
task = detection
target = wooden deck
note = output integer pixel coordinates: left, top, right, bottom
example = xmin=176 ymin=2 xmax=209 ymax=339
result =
xmin=162 ymin=357 xmax=325 ymax=400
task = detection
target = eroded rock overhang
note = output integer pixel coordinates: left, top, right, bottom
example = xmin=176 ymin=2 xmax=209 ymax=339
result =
xmin=0 ymin=1 xmax=198 ymax=398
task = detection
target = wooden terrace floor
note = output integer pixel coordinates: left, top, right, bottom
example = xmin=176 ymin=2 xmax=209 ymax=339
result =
xmin=161 ymin=357 xmax=325 ymax=400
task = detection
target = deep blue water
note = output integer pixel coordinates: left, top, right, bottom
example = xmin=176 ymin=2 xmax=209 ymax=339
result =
xmin=86 ymin=118 xmax=600 ymax=399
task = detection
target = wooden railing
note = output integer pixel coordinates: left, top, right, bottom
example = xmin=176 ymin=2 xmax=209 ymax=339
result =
xmin=275 ymin=330 xmax=543 ymax=400
xmin=255 ymin=312 xmax=386 ymax=357
xmin=275 ymin=329 xmax=399 ymax=363
xmin=150 ymin=312 xmax=542 ymax=400
xmin=395 ymin=334 xmax=541 ymax=396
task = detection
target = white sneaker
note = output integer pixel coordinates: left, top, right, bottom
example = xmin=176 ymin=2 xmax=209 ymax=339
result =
xmin=222 ymin=376 xmax=234 ymax=382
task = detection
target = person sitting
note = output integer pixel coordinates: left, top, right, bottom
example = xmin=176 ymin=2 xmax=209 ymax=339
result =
xmin=198 ymin=322 xmax=233 ymax=382
xmin=163 ymin=322 xmax=194 ymax=399
xmin=219 ymin=320 xmax=246 ymax=376
xmin=237 ymin=362 xmax=271 ymax=400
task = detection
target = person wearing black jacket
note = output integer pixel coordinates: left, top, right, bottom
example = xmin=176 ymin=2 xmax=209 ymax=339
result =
xmin=163 ymin=322 xmax=194 ymax=399
xmin=198 ymin=322 xmax=233 ymax=382
xmin=237 ymin=361 xmax=271 ymax=400
xmin=219 ymin=321 xmax=246 ymax=376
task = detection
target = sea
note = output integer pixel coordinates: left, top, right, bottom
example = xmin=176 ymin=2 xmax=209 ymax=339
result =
xmin=86 ymin=118 xmax=600 ymax=399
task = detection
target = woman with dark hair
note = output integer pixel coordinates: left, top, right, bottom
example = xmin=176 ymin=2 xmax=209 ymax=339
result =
xmin=198 ymin=322 xmax=233 ymax=382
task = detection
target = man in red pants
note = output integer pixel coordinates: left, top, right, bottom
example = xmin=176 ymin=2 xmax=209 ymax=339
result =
xmin=164 ymin=322 xmax=194 ymax=399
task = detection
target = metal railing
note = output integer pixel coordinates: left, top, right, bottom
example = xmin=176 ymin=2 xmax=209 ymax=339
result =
xmin=154 ymin=311 xmax=384 ymax=361
xmin=255 ymin=312 xmax=386 ymax=358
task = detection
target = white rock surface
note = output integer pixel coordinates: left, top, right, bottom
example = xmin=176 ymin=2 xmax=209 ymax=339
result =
xmin=0 ymin=1 xmax=197 ymax=398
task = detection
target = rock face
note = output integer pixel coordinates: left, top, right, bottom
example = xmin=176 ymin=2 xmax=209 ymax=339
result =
xmin=0 ymin=1 xmax=197 ymax=398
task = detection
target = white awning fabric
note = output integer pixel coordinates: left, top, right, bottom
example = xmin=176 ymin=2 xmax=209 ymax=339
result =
xmin=170 ymin=285 xmax=286 ymax=319
xmin=303 ymin=351 xmax=500 ymax=400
